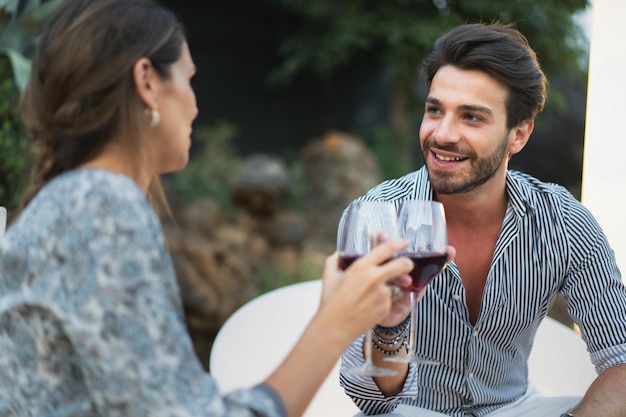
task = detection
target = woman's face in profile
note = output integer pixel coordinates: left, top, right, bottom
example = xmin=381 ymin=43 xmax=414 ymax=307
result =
xmin=151 ymin=41 xmax=198 ymax=175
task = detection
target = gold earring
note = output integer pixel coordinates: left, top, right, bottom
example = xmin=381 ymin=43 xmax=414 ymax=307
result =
xmin=146 ymin=107 xmax=160 ymax=126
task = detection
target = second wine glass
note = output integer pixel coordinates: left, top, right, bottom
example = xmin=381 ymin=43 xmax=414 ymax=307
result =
xmin=385 ymin=199 xmax=448 ymax=364
xmin=338 ymin=200 xmax=400 ymax=377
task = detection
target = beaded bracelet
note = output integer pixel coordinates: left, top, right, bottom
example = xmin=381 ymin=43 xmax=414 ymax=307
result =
xmin=374 ymin=314 xmax=411 ymax=335
xmin=371 ymin=324 xmax=408 ymax=355
xmin=371 ymin=328 xmax=406 ymax=347
xmin=372 ymin=340 xmax=406 ymax=356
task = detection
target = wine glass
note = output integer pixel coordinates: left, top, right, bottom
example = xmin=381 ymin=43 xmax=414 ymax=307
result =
xmin=338 ymin=200 xmax=400 ymax=377
xmin=384 ymin=199 xmax=448 ymax=364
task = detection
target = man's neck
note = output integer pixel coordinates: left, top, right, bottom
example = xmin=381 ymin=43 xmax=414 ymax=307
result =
xmin=434 ymin=173 xmax=509 ymax=230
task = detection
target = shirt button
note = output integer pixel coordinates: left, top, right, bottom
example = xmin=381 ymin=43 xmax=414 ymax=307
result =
xmin=468 ymin=372 xmax=474 ymax=379
xmin=452 ymin=294 xmax=461 ymax=301
xmin=473 ymin=331 xmax=478 ymax=337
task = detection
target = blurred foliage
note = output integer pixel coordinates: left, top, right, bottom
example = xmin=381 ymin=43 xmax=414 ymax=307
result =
xmin=163 ymin=121 xmax=243 ymax=213
xmin=285 ymin=159 xmax=306 ymax=210
xmin=267 ymin=0 xmax=590 ymax=173
xmin=0 ymin=77 xmax=29 ymax=208
xmin=1 ymin=0 xmax=68 ymax=92
xmin=256 ymin=257 xmax=321 ymax=294
xmin=360 ymin=124 xmax=424 ymax=180
xmin=268 ymin=0 xmax=589 ymax=90
xmin=0 ymin=0 xmax=67 ymax=213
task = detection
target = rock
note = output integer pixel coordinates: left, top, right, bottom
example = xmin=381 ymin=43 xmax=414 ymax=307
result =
xmin=300 ymin=131 xmax=382 ymax=243
xmin=231 ymin=154 xmax=290 ymax=216
xmin=165 ymin=230 xmax=255 ymax=370
xmin=178 ymin=197 xmax=222 ymax=237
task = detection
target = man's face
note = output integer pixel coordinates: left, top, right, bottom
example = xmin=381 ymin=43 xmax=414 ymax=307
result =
xmin=419 ymin=65 xmax=517 ymax=195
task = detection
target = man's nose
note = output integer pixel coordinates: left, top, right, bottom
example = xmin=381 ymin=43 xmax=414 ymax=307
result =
xmin=432 ymin=115 xmax=461 ymax=144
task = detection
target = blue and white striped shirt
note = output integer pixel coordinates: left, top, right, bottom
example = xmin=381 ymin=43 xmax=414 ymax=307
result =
xmin=340 ymin=167 xmax=626 ymax=416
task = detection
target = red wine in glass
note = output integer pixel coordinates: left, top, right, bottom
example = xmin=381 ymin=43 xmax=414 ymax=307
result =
xmin=338 ymin=254 xmax=361 ymax=271
xmin=339 ymin=254 xmax=393 ymax=271
xmin=384 ymin=200 xmax=448 ymax=365
xmin=406 ymin=251 xmax=447 ymax=293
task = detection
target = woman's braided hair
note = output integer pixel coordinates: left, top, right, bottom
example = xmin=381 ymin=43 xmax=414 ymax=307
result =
xmin=20 ymin=0 xmax=185 ymax=210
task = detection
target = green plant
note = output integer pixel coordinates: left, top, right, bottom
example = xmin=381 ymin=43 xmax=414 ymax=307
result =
xmin=255 ymin=257 xmax=321 ymax=294
xmin=1 ymin=0 xmax=67 ymax=91
xmin=0 ymin=77 xmax=29 ymax=207
xmin=163 ymin=121 xmax=243 ymax=212
xmin=0 ymin=0 xmax=67 ymax=211
xmin=359 ymin=124 xmax=424 ymax=180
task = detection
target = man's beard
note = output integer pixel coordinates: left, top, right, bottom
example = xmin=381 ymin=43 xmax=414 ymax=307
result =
xmin=423 ymin=136 xmax=510 ymax=195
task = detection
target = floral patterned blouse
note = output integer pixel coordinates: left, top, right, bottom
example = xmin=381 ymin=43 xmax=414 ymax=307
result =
xmin=0 ymin=169 xmax=286 ymax=417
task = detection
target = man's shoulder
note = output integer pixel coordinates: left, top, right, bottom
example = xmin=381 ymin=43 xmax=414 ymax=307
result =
xmin=507 ymin=171 xmax=595 ymax=227
xmin=507 ymin=170 xmax=576 ymax=202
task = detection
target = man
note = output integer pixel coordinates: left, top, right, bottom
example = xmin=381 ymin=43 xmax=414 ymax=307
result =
xmin=340 ymin=22 xmax=626 ymax=417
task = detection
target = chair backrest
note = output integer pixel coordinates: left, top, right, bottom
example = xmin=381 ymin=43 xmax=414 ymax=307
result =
xmin=0 ymin=206 xmax=6 ymax=237
xmin=528 ymin=316 xmax=596 ymax=396
xmin=210 ymin=279 xmax=359 ymax=417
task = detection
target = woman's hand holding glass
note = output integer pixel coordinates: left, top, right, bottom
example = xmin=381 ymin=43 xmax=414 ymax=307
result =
xmin=319 ymin=239 xmax=412 ymax=334
xmin=336 ymin=200 xmax=409 ymax=377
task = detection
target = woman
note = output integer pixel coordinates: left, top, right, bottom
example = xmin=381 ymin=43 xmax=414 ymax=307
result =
xmin=0 ymin=1 xmax=413 ymax=416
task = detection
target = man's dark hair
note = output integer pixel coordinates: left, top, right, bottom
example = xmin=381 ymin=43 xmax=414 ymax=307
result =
xmin=421 ymin=22 xmax=547 ymax=129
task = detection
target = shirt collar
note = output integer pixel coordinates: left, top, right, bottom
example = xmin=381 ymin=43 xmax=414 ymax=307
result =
xmin=505 ymin=170 xmax=534 ymax=218
xmin=415 ymin=167 xmax=533 ymax=218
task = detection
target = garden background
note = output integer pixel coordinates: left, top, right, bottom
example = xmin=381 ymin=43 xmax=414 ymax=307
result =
xmin=0 ymin=0 xmax=592 ymax=369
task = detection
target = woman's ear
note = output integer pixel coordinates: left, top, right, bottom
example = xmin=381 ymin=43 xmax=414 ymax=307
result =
xmin=133 ymin=57 xmax=159 ymax=109
xmin=509 ymin=119 xmax=534 ymax=156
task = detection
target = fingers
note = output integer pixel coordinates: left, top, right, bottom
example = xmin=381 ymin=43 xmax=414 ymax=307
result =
xmin=317 ymin=242 xmax=413 ymax=340
xmin=389 ymin=274 xmax=412 ymax=289
xmin=352 ymin=238 xmax=412 ymax=280
xmin=324 ymin=251 xmax=340 ymax=273
xmin=320 ymin=252 xmax=341 ymax=305
xmin=447 ymin=245 xmax=456 ymax=263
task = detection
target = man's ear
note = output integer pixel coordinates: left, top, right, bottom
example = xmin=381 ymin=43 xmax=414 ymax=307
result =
xmin=133 ymin=57 xmax=159 ymax=109
xmin=509 ymin=119 xmax=534 ymax=156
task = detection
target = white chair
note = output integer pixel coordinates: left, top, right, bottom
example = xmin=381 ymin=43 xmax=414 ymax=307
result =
xmin=0 ymin=206 xmax=6 ymax=237
xmin=210 ymin=279 xmax=358 ymax=417
xmin=211 ymin=280 xmax=597 ymax=417
xmin=528 ymin=315 xmax=596 ymax=396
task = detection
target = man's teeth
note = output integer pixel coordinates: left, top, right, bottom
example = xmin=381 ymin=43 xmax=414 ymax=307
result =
xmin=435 ymin=153 xmax=464 ymax=162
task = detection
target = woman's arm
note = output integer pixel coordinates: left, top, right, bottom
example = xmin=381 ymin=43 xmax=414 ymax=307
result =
xmin=265 ymin=240 xmax=412 ymax=417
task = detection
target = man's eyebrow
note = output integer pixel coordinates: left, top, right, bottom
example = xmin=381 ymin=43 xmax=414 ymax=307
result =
xmin=426 ymin=97 xmax=493 ymax=115
xmin=458 ymin=104 xmax=493 ymax=115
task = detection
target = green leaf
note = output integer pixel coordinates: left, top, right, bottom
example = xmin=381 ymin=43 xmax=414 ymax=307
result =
xmin=2 ymin=0 xmax=64 ymax=53
xmin=5 ymin=47 xmax=29 ymax=91
xmin=0 ymin=0 xmax=20 ymax=14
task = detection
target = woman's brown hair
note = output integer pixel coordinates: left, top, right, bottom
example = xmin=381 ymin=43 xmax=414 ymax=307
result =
xmin=20 ymin=0 xmax=185 ymax=212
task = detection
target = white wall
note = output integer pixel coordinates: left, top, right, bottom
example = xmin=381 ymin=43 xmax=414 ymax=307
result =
xmin=581 ymin=0 xmax=626 ymax=280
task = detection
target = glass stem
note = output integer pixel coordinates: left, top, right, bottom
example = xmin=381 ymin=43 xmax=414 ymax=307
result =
xmin=408 ymin=289 xmax=427 ymax=357
xmin=408 ymin=291 xmax=417 ymax=354
xmin=364 ymin=329 xmax=374 ymax=365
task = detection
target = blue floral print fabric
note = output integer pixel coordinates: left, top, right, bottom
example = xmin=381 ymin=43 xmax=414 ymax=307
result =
xmin=0 ymin=169 xmax=286 ymax=417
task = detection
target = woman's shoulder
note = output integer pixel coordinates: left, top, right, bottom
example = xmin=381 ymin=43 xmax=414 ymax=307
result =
xmin=13 ymin=169 xmax=157 ymax=244
xmin=38 ymin=169 xmax=147 ymax=212
xmin=43 ymin=169 xmax=143 ymax=204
